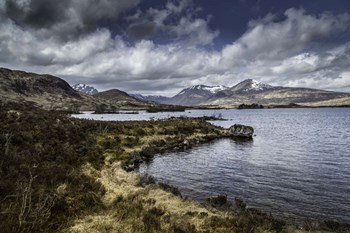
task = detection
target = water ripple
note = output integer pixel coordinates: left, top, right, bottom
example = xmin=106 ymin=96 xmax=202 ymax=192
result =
xmin=140 ymin=108 xmax=350 ymax=223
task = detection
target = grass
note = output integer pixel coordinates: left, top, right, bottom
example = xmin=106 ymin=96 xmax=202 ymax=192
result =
xmin=1 ymin=102 xmax=349 ymax=233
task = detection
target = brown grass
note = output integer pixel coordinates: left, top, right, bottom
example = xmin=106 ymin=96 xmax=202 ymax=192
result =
xmin=1 ymin=103 xmax=348 ymax=233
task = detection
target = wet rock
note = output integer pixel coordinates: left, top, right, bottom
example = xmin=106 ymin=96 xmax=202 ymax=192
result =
xmin=229 ymin=124 xmax=254 ymax=138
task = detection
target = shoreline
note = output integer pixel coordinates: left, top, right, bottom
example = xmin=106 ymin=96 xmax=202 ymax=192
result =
xmin=132 ymin=137 xmax=350 ymax=228
xmin=1 ymin=103 xmax=349 ymax=232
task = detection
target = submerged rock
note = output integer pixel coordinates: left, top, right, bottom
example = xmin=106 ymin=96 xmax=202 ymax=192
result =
xmin=229 ymin=124 xmax=254 ymax=138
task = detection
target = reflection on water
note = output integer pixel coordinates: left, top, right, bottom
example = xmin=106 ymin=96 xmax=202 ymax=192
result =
xmin=74 ymin=108 xmax=350 ymax=223
xmin=137 ymin=108 xmax=350 ymax=223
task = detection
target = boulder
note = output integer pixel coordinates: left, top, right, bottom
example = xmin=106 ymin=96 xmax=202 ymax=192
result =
xmin=229 ymin=124 xmax=254 ymax=138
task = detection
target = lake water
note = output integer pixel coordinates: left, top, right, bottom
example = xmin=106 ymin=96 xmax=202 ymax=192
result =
xmin=73 ymin=108 xmax=350 ymax=223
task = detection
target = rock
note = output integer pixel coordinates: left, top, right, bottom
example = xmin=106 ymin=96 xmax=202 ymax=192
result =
xmin=229 ymin=124 xmax=254 ymax=138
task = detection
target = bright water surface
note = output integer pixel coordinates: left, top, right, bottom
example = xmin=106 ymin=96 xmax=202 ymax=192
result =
xmin=73 ymin=108 xmax=350 ymax=223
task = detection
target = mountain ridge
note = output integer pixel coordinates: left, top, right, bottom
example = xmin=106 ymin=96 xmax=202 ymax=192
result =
xmin=133 ymin=79 xmax=350 ymax=107
xmin=0 ymin=67 xmax=153 ymax=111
xmin=206 ymin=84 xmax=350 ymax=107
xmin=163 ymin=84 xmax=228 ymax=106
xmin=1 ymin=67 xmax=349 ymax=109
xmin=228 ymin=79 xmax=273 ymax=93
xmin=130 ymin=94 xmax=171 ymax=104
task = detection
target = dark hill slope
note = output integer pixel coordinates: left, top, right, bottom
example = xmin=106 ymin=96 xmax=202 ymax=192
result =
xmin=93 ymin=89 xmax=154 ymax=109
xmin=0 ymin=68 xmax=153 ymax=111
xmin=0 ymin=67 xmax=97 ymax=110
xmin=206 ymin=86 xmax=350 ymax=107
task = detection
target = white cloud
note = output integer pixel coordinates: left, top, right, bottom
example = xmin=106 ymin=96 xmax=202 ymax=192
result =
xmin=0 ymin=5 xmax=350 ymax=95
xmin=169 ymin=16 xmax=219 ymax=46
xmin=271 ymin=53 xmax=320 ymax=75
xmin=222 ymin=8 xmax=350 ymax=64
xmin=0 ymin=20 xmax=112 ymax=66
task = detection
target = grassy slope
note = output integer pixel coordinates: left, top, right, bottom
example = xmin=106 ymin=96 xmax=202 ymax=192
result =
xmin=0 ymin=103 xmax=348 ymax=233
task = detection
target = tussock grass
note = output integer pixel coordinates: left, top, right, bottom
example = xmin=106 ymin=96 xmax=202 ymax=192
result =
xmin=1 ymin=103 xmax=348 ymax=233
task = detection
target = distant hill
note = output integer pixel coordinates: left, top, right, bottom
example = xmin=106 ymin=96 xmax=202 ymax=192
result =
xmin=72 ymin=84 xmax=98 ymax=95
xmin=163 ymin=85 xmax=228 ymax=106
xmin=205 ymin=79 xmax=350 ymax=107
xmin=145 ymin=79 xmax=350 ymax=107
xmin=2 ymin=67 xmax=349 ymax=110
xmin=130 ymin=94 xmax=171 ymax=104
xmin=0 ymin=67 xmax=95 ymax=111
xmin=93 ymin=89 xmax=154 ymax=110
xmin=227 ymin=79 xmax=273 ymax=93
xmin=0 ymin=68 xmax=152 ymax=111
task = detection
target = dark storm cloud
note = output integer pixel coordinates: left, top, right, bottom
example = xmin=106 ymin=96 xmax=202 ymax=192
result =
xmin=127 ymin=21 xmax=157 ymax=40
xmin=2 ymin=0 xmax=141 ymax=40
xmin=5 ymin=0 xmax=70 ymax=28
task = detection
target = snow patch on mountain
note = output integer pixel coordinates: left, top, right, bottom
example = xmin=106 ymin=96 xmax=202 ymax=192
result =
xmin=72 ymin=84 xmax=98 ymax=95
xmin=249 ymin=80 xmax=272 ymax=91
xmin=179 ymin=85 xmax=228 ymax=95
xmin=230 ymin=79 xmax=273 ymax=93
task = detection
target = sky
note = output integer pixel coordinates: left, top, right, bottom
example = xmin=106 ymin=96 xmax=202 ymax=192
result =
xmin=1 ymin=0 xmax=350 ymax=96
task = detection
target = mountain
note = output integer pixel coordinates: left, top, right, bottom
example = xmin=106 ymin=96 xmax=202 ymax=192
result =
xmin=0 ymin=67 xmax=95 ymax=111
xmin=145 ymin=79 xmax=350 ymax=107
xmin=164 ymin=85 xmax=228 ymax=106
xmin=0 ymin=67 xmax=152 ymax=111
xmin=130 ymin=94 xmax=171 ymax=104
xmin=228 ymin=79 xmax=273 ymax=93
xmin=93 ymin=89 xmax=154 ymax=110
xmin=205 ymin=79 xmax=350 ymax=107
xmin=72 ymin=84 xmax=98 ymax=95
xmin=2 ymin=67 xmax=349 ymax=109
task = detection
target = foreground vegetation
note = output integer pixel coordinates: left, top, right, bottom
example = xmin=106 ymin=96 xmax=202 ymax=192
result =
xmin=1 ymin=103 xmax=349 ymax=233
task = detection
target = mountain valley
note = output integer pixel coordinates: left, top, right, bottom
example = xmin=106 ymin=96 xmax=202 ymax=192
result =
xmin=1 ymin=67 xmax=349 ymax=110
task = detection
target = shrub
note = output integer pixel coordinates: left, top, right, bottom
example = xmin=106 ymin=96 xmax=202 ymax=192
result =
xmin=206 ymin=194 xmax=230 ymax=208
xmin=158 ymin=182 xmax=182 ymax=197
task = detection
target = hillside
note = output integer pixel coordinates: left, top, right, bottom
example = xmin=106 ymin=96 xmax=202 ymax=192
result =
xmin=0 ymin=68 xmax=103 ymax=111
xmin=206 ymin=83 xmax=350 ymax=107
xmin=140 ymin=79 xmax=350 ymax=107
xmin=93 ymin=89 xmax=154 ymax=110
xmin=0 ymin=68 xmax=153 ymax=111
xmin=131 ymin=94 xmax=171 ymax=104
xmin=2 ymin=67 xmax=349 ymax=110
xmin=158 ymin=79 xmax=350 ymax=107
xmin=164 ymin=85 xmax=227 ymax=106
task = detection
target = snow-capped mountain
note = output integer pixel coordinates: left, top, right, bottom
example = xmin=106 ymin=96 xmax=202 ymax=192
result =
xmin=158 ymin=80 xmax=276 ymax=106
xmin=166 ymin=85 xmax=229 ymax=106
xmin=228 ymin=79 xmax=273 ymax=93
xmin=72 ymin=84 xmax=98 ymax=95
xmin=103 ymin=78 xmax=350 ymax=108
xmin=177 ymin=85 xmax=227 ymax=95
